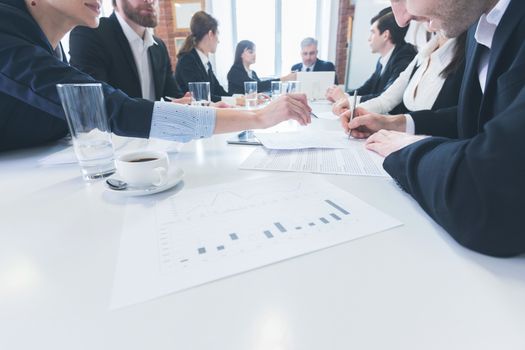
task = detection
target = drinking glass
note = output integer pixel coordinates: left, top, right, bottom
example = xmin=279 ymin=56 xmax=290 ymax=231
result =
xmin=271 ymin=81 xmax=282 ymax=100
xmin=56 ymin=83 xmax=116 ymax=182
xmin=188 ymin=82 xmax=211 ymax=106
xmin=244 ymin=81 xmax=258 ymax=109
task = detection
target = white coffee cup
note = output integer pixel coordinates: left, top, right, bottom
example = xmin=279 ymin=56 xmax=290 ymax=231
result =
xmin=115 ymin=150 xmax=169 ymax=187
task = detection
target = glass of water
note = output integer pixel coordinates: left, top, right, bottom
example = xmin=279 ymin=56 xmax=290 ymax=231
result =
xmin=271 ymin=81 xmax=282 ymax=100
xmin=188 ymin=82 xmax=211 ymax=106
xmin=56 ymin=83 xmax=116 ymax=182
xmin=284 ymin=81 xmax=301 ymax=94
xmin=244 ymin=81 xmax=258 ymax=109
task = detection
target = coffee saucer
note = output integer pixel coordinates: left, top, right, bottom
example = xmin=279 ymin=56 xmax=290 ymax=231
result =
xmin=104 ymin=167 xmax=184 ymax=197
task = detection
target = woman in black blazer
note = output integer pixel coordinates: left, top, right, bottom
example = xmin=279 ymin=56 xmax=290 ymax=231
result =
xmin=175 ymin=11 xmax=229 ymax=102
xmin=227 ymin=40 xmax=296 ymax=95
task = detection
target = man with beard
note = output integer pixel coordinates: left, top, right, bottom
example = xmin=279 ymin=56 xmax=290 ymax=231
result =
xmin=69 ymin=0 xmax=189 ymax=103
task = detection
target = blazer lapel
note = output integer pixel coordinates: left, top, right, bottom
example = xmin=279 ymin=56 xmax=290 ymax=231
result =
xmin=458 ymin=28 xmax=484 ymax=138
xmin=191 ymin=48 xmax=209 ymax=79
xmin=148 ymin=43 xmax=163 ymax=100
xmin=109 ymin=13 xmax=140 ymax=84
xmin=479 ymin=0 xmax=524 ymax=125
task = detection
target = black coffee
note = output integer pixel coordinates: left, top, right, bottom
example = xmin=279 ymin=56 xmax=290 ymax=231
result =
xmin=129 ymin=157 xmax=158 ymax=163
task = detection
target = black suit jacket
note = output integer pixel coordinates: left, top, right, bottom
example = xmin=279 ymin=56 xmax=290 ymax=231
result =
xmin=351 ymin=42 xmax=417 ymax=102
xmin=69 ymin=13 xmax=183 ymax=100
xmin=291 ymin=59 xmax=338 ymax=84
xmin=174 ymin=48 xmax=229 ymax=102
xmin=0 ymin=0 xmax=153 ymax=152
xmin=384 ymin=0 xmax=525 ymax=257
xmin=227 ymin=63 xmax=278 ymax=94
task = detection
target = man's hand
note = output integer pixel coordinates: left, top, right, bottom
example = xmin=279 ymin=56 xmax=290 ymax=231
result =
xmin=332 ymin=96 xmax=349 ymax=115
xmin=340 ymin=108 xmax=407 ymax=139
xmin=365 ymin=130 xmax=429 ymax=157
xmin=326 ymin=86 xmax=345 ymax=102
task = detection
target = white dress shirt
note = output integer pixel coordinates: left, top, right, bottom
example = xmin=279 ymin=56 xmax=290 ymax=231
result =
xmin=404 ymin=0 xmax=511 ymax=135
xmin=359 ymin=35 xmax=457 ymax=114
xmin=474 ymin=0 xmax=511 ymax=93
xmin=115 ymin=12 xmax=157 ymax=101
xmin=379 ymin=46 xmax=395 ymax=75
xmin=196 ymin=48 xmax=211 ymax=72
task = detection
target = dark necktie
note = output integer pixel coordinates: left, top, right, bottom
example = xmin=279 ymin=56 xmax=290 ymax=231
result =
xmin=375 ymin=61 xmax=383 ymax=76
xmin=306 ymin=67 xmax=311 ymax=72
xmin=207 ymin=62 xmax=213 ymax=80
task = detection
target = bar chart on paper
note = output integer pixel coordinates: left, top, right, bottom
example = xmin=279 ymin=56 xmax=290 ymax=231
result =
xmin=111 ymin=175 xmax=402 ymax=309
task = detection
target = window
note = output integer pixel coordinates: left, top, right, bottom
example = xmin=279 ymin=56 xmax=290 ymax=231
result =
xmin=210 ymin=0 xmax=337 ymax=85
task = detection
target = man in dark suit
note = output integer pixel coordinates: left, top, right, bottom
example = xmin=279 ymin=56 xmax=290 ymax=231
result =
xmin=69 ymin=0 xmax=188 ymax=103
xmin=328 ymin=8 xmax=416 ymax=103
xmin=291 ymin=37 xmax=338 ymax=84
xmin=344 ymin=0 xmax=525 ymax=257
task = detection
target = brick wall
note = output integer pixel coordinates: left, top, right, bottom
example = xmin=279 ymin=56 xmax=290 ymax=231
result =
xmin=155 ymin=0 xmax=182 ymax=70
xmin=335 ymin=0 xmax=355 ymax=85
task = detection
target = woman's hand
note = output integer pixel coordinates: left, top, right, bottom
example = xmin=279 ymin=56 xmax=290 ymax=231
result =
xmin=255 ymin=94 xmax=312 ymax=127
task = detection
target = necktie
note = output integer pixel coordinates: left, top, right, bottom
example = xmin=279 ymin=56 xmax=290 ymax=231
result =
xmin=306 ymin=67 xmax=311 ymax=72
xmin=375 ymin=61 xmax=383 ymax=76
xmin=207 ymin=62 xmax=213 ymax=80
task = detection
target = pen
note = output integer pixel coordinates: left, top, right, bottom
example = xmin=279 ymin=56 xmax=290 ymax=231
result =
xmin=311 ymin=112 xmax=319 ymax=119
xmin=348 ymin=90 xmax=358 ymax=139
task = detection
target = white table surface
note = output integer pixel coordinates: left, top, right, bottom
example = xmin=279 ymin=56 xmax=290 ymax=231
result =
xmin=1 ymin=103 xmax=524 ymax=350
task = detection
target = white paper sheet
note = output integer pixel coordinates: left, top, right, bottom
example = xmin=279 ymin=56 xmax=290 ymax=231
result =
xmin=254 ymin=131 xmax=353 ymax=150
xmin=111 ymin=175 xmax=402 ymax=309
xmin=240 ymin=145 xmax=389 ymax=177
xmin=315 ymin=111 xmax=340 ymax=120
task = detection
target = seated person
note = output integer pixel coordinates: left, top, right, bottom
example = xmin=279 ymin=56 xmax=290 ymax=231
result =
xmin=69 ymin=0 xmax=189 ymax=104
xmin=174 ymin=11 xmax=229 ymax=103
xmin=335 ymin=31 xmax=466 ymax=118
xmin=227 ymin=40 xmax=296 ymax=95
xmin=291 ymin=37 xmax=338 ymax=84
xmin=327 ymin=8 xmax=417 ymax=103
xmin=0 ymin=0 xmax=311 ymax=152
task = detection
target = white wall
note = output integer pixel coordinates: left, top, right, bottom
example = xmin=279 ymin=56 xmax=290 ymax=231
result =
xmin=346 ymin=0 xmax=391 ymax=90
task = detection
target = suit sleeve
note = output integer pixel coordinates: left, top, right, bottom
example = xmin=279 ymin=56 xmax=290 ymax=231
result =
xmin=68 ymin=26 xmax=111 ymax=83
xmin=411 ymin=107 xmax=458 ymax=138
xmin=384 ymin=87 xmax=525 ymax=257
xmin=0 ymin=33 xmax=153 ymax=138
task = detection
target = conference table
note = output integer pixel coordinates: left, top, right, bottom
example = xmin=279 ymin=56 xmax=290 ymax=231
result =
xmin=1 ymin=101 xmax=524 ymax=350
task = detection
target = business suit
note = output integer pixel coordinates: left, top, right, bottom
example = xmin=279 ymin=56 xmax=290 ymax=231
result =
xmin=383 ymin=0 xmax=525 ymax=257
xmin=0 ymin=0 xmax=153 ymax=152
xmin=175 ymin=48 xmax=229 ymax=102
xmin=351 ymin=42 xmax=417 ymax=103
xmin=69 ymin=13 xmax=183 ymax=101
xmin=227 ymin=63 xmax=278 ymax=94
xmin=291 ymin=59 xmax=338 ymax=84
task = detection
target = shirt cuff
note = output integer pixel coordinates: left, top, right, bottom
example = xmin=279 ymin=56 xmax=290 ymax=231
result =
xmin=149 ymin=102 xmax=216 ymax=142
xmin=405 ymin=114 xmax=415 ymax=135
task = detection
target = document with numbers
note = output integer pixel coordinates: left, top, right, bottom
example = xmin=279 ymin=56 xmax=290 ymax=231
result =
xmin=240 ymin=145 xmax=389 ymax=177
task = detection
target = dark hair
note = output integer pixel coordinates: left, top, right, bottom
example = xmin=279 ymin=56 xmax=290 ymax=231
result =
xmin=372 ymin=8 xmax=408 ymax=46
xmin=440 ymin=31 xmax=467 ymax=79
xmin=234 ymin=40 xmax=255 ymax=66
xmin=177 ymin=11 xmax=218 ymax=58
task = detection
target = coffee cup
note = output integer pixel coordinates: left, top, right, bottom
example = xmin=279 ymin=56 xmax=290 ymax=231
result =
xmin=115 ymin=150 xmax=169 ymax=187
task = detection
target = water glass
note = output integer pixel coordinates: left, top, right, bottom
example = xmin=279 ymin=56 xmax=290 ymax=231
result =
xmin=56 ymin=83 xmax=116 ymax=182
xmin=188 ymin=82 xmax=211 ymax=106
xmin=271 ymin=81 xmax=282 ymax=100
xmin=244 ymin=81 xmax=258 ymax=109
xmin=284 ymin=81 xmax=301 ymax=94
